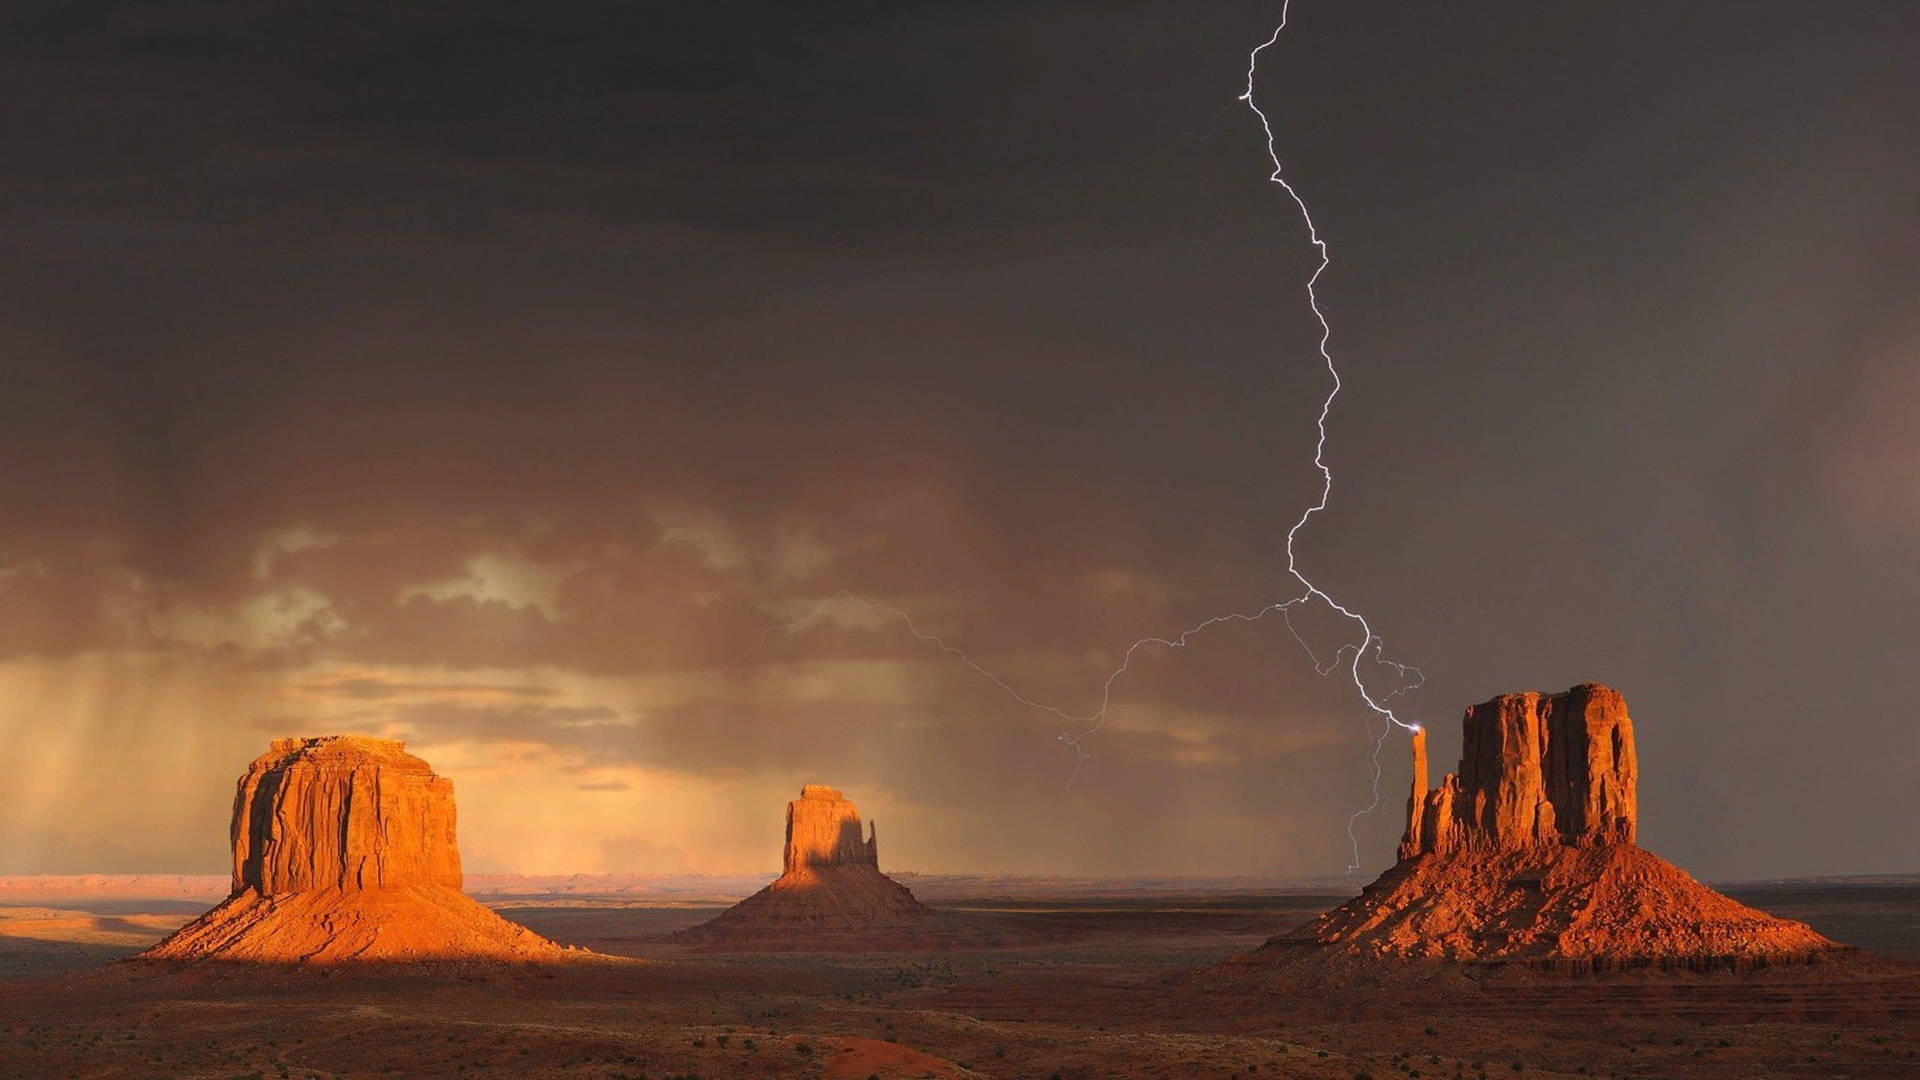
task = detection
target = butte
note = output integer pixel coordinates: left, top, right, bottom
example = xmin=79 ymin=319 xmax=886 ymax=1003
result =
xmin=141 ymin=735 xmax=577 ymax=964
xmin=674 ymin=784 xmax=933 ymax=947
xmin=1271 ymin=683 xmax=1838 ymax=970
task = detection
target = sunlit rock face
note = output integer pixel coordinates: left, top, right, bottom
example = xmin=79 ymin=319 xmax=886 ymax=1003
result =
xmin=231 ymin=736 xmax=463 ymax=894
xmin=783 ymin=784 xmax=879 ymax=874
xmin=142 ymin=736 xmax=572 ymax=964
xmin=1400 ymin=683 xmax=1636 ymax=859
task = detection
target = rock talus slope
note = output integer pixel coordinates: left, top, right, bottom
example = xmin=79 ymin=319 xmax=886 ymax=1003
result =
xmin=142 ymin=736 xmax=571 ymax=964
xmin=1287 ymin=684 xmax=1835 ymax=967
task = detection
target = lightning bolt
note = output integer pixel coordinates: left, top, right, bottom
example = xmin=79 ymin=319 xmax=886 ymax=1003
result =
xmin=736 ymin=2 xmax=1423 ymax=873
xmin=1241 ymin=4 xmax=1425 ymax=867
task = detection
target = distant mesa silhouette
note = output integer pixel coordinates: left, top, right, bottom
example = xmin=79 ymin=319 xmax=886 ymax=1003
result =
xmin=141 ymin=735 xmax=576 ymax=964
xmin=1271 ymin=684 xmax=1839 ymax=969
xmin=674 ymin=784 xmax=932 ymax=945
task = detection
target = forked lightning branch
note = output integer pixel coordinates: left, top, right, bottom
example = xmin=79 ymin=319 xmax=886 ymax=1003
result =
xmin=744 ymin=2 xmax=1423 ymax=872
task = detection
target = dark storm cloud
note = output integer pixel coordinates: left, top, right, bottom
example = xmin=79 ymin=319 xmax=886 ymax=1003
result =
xmin=0 ymin=1 xmax=1257 ymax=241
xmin=301 ymin=675 xmax=561 ymax=701
xmin=396 ymin=701 xmax=626 ymax=759
xmin=374 ymin=656 xmax=1383 ymax=874
xmin=1 ymin=1 xmax=1914 ymax=878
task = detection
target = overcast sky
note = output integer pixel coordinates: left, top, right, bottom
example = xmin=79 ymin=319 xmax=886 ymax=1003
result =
xmin=1 ymin=1 xmax=1914 ymax=881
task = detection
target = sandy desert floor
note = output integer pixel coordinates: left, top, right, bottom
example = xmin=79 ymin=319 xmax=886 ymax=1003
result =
xmin=2 ymin=881 xmax=1916 ymax=1079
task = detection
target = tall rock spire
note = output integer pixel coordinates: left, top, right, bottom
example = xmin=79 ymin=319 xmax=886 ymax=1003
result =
xmin=1396 ymin=727 xmax=1429 ymax=861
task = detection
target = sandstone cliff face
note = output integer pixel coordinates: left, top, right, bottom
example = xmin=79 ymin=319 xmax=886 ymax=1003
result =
xmin=143 ymin=736 xmax=573 ymax=964
xmin=232 ymin=736 xmax=462 ymax=894
xmin=784 ymin=784 xmax=879 ymax=874
xmin=1400 ymin=682 xmax=1636 ymax=858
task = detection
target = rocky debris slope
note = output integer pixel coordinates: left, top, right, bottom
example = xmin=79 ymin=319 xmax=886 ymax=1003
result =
xmin=1292 ymin=840 xmax=1835 ymax=967
xmin=675 ymin=785 xmax=931 ymax=945
xmin=1277 ymin=684 xmax=1836 ymax=968
xmin=142 ymin=736 xmax=574 ymax=964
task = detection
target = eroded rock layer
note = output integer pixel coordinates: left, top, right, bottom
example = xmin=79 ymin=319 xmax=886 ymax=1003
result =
xmin=1285 ymin=843 xmax=1834 ymax=967
xmin=142 ymin=736 xmax=571 ymax=964
xmin=139 ymin=884 xmax=567 ymax=964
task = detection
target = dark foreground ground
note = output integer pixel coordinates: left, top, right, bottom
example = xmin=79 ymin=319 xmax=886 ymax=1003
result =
xmin=1 ymin=882 xmax=1916 ymax=1079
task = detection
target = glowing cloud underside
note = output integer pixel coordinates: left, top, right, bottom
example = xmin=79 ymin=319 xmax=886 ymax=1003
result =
xmin=745 ymin=2 xmax=1422 ymax=872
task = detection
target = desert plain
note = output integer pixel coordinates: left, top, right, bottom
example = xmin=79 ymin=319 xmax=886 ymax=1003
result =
xmin=1 ymin=872 xmax=1917 ymax=1080
xmin=7 ymin=695 xmax=1920 ymax=1079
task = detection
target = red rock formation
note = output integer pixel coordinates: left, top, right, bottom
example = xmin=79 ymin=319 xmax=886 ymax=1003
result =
xmin=1292 ymin=684 xmax=1836 ymax=967
xmin=1401 ymin=683 xmax=1637 ymax=857
xmin=784 ymin=784 xmax=879 ymax=874
xmin=1396 ymin=728 xmax=1430 ymax=861
xmin=142 ymin=736 xmax=575 ymax=964
xmin=232 ymin=737 xmax=462 ymax=893
xmin=676 ymin=784 xmax=931 ymax=946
